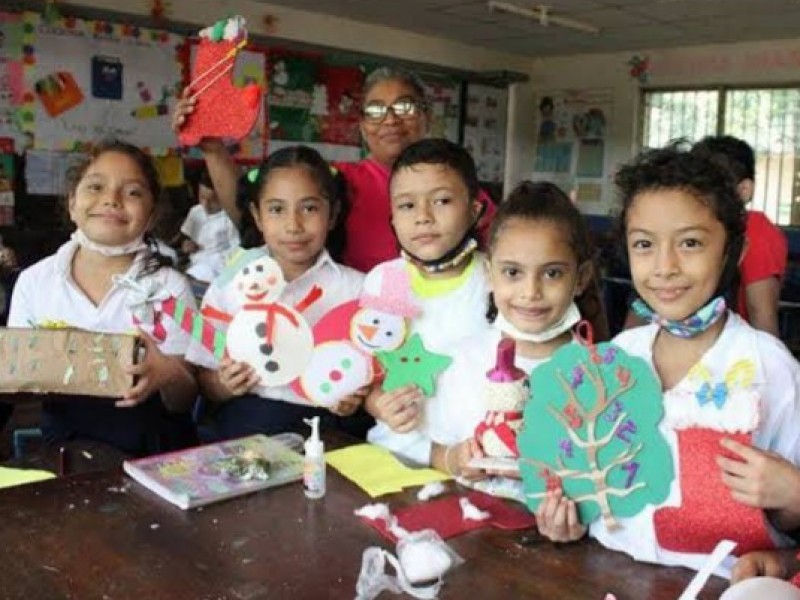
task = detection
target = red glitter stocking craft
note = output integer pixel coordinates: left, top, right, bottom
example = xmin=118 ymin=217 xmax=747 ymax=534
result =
xmin=653 ymin=429 xmax=774 ymax=555
xmin=179 ymin=16 xmax=262 ymax=146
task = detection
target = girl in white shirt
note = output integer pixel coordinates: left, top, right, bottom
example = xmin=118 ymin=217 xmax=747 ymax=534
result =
xmin=541 ymin=143 xmax=800 ymax=577
xmin=186 ymin=146 xmax=365 ymax=439
xmin=8 ymin=139 xmax=198 ymax=456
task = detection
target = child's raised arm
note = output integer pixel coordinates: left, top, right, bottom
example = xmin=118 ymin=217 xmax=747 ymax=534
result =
xmin=172 ymin=90 xmax=241 ymax=226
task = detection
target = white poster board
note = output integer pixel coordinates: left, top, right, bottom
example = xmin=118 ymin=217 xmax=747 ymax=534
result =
xmin=532 ymin=88 xmax=613 ymax=209
xmin=22 ymin=12 xmax=183 ymax=153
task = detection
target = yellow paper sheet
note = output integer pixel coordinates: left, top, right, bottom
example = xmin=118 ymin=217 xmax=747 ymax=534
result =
xmin=0 ymin=466 xmax=55 ymax=490
xmin=326 ymin=443 xmax=449 ymax=498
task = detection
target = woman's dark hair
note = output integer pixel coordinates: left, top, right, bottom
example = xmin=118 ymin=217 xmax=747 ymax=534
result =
xmin=486 ymin=180 xmax=610 ymax=342
xmin=65 ymin=138 xmax=172 ymax=276
xmin=390 ymin=138 xmax=480 ymax=202
xmin=615 ymin=141 xmax=746 ymax=308
xmin=198 ymin=167 xmax=214 ymax=191
xmin=237 ymin=145 xmax=348 ymax=261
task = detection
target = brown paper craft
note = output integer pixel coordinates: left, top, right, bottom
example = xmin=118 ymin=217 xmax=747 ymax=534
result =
xmin=0 ymin=328 xmax=140 ymax=398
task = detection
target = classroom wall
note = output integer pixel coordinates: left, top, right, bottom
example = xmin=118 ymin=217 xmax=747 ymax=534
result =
xmin=507 ymin=36 xmax=800 ymax=215
xmin=63 ymin=0 xmax=532 ymax=74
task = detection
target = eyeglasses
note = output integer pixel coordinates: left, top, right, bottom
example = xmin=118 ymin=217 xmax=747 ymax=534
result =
xmin=362 ymin=96 xmax=423 ymax=124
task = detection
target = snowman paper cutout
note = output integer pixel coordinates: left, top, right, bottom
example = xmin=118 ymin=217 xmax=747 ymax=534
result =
xmin=225 ymin=255 xmax=314 ymax=387
xmin=297 ymin=264 xmax=420 ymax=407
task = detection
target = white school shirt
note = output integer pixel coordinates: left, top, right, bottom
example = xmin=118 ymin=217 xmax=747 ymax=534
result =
xmin=7 ymin=239 xmax=196 ymax=356
xmin=367 ymin=255 xmax=493 ymax=465
xmin=186 ymin=249 xmax=364 ymax=404
xmin=589 ymin=312 xmax=800 ymax=575
xmin=181 ymin=204 xmax=240 ymax=282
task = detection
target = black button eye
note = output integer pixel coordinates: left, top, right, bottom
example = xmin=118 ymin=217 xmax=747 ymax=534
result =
xmin=243 ymin=267 xmax=249 ymax=275
xmin=256 ymin=265 xmax=264 ymax=272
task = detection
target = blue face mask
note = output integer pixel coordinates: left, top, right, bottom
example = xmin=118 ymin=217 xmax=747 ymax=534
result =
xmin=631 ymin=296 xmax=727 ymax=338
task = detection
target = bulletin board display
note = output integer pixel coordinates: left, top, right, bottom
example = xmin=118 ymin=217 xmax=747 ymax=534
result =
xmin=186 ymin=41 xmax=268 ymax=161
xmin=464 ymin=83 xmax=507 ymax=184
xmin=532 ymin=88 xmax=614 ymax=209
xmin=20 ymin=12 xmax=183 ymax=153
xmin=268 ymin=49 xmax=365 ymax=161
xmin=0 ymin=13 xmax=26 ymax=149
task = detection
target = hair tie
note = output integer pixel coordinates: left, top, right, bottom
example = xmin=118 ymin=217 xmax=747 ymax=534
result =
xmin=329 ymin=166 xmax=338 ymax=176
xmin=246 ymin=166 xmax=259 ymax=183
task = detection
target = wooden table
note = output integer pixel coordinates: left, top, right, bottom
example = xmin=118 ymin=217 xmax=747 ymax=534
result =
xmin=0 ymin=452 xmax=728 ymax=599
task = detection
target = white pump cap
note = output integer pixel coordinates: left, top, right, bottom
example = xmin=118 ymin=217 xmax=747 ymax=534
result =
xmin=303 ymin=416 xmax=324 ymax=457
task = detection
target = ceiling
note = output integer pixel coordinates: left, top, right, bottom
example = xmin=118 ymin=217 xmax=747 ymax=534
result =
xmin=255 ymin=0 xmax=800 ymax=57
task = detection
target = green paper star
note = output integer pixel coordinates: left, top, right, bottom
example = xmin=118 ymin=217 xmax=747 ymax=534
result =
xmin=376 ymin=333 xmax=452 ymax=397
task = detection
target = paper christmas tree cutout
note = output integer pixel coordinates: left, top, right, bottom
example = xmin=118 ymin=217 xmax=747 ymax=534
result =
xmin=178 ymin=16 xmax=262 ymax=146
xmin=518 ymin=326 xmax=673 ymax=530
xmin=376 ymin=333 xmax=452 ymax=397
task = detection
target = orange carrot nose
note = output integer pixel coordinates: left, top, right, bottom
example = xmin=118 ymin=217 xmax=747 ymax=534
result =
xmin=358 ymin=324 xmax=378 ymax=341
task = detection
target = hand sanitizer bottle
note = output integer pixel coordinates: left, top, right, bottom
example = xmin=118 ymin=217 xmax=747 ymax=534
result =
xmin=303 ymin=417 xmax=325 ymax=499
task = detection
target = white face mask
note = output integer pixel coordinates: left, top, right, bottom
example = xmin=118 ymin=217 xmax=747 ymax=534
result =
xmin=493 ymin=301 xmax=581 ymax=343
xmin=71 ymin=229 xmax=147 ymax=257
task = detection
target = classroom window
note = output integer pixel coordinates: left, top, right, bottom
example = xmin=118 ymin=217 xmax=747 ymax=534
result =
xmin=642 ymin=87 xmax=800 ymax=226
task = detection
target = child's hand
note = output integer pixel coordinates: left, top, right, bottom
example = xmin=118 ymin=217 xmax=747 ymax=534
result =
xmin=217 ymin=357 xmax=260 ymax=398
xmin=367 ymin=384 xmax=423 ymax=433
xmin=117 ymin=334 xmax=181 ymax=407
xmin=330 ymin=386 xmax=369 ymax=417
xmin=171 ymin=90 xmax=196 ymax=133
xmin=535 ymin=489 xmax=587 ymax=542
xmin=172 ymin=89 xmax=226 ymax=153
xmin=181 ymin=239 xmax=200 ymax=255
xmin=731 ymin=550 xmax=796 ymax=584
xmin=450 ymin=438 xmax=487 ymax=481
xmin=718 ymin=437 xmax=800 ymax=509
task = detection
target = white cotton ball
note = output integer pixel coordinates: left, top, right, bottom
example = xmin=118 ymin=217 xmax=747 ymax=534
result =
xmin=398 ymin=540 xmax=453 ymax=584
xmin=720 ymin=577 xmax=800 ymax=600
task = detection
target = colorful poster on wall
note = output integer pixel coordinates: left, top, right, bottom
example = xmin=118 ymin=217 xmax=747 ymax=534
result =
xmin=533 ymin=88 xmax=613 ymax=209
xmin=463 ymin=84 xmax=507 ymax=184
xmin=21 ymin=12 xmax=183 ymax=153
xmin=0 ymin=13 xmax=26 ymax=150
xmin=0 ymin=138 xmax=14 ymax=226
xmin=423 ymin=77 xmax=460 ymax=143
xmin=269 ymin=53 xmax=320 ymax=142
xmin=318 ymin=64 xmax=363 ymax=147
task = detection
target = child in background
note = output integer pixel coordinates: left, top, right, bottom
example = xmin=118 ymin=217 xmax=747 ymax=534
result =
xmin=693 ymin=135 xmax=787 ymax=337
xmin=538 ymin=143 xmax=800 ymax=575
xmin=365 ymin=138 xmax=493 ymax=463
xmin=7 ymin=139 xmax=198 ymax=456
xmin=186 ymin=146 xmax=367 ymax=439
xmin=419 ymin=181 xmax=608 ymax=483
xmin=179 ymin=169 xmax=240 ymax=283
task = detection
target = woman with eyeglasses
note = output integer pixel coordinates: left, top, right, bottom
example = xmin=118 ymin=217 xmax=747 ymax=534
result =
xmin=172 ymin=66 xmax=494 ymax=273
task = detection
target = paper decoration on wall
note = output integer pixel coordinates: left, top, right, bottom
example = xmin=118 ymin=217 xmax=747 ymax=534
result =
xmin=376 ymin=333 xmax=452 ymax=397
xmin=0 ymin=146 xmax=15 ymax=226
xmin=627 ymin=55 xmax=650 ymax=85
xmin=471 ymin=338 xmax=528 ymax=472
xmin=91 ymin=55 xmax=123 ymax=100
xmin=178 ymin=16 xmax=262 ymax=147
xmin=652 ymin=360 xmax=774 ymax=556
xmin=130 ymin=84 xmax=173 ymax=119
xmin=519 ymin=323 xmax=673 ymax=529
xmin=295 ymin=263 xmax=419 ymax=407
xmin=0 ymin=328 xmax=138 ymax=398
xmin=34 ymin=71 xmax=84 ymax=117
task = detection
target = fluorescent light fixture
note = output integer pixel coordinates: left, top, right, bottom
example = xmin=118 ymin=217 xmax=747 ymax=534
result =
xmin=487 ymin=1 xmax=601 ymax=35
